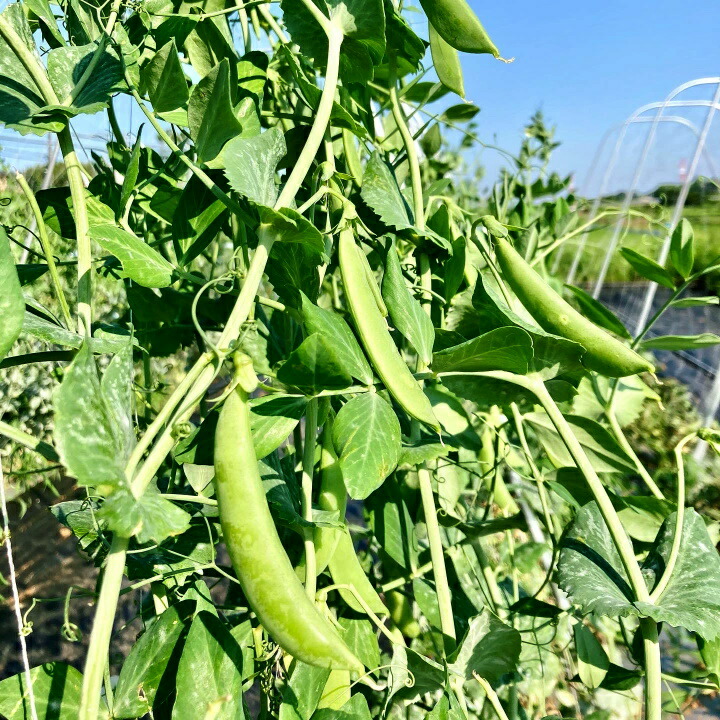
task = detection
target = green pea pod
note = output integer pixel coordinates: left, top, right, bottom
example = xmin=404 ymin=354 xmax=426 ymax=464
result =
xmin=338 ymin=228 xmax=438 ymax=429
xmin=296 ymin=421 xmax=346 ymax=581
xmin=386 ymin=590 xmax=421 ymax=639
xmin=420 ymin=0 xmax=500 ymax=56
xmin=494 ymin=237 xmax=655 ymax=378
xmin=429 ymin=25 xmax=464 ymax=98
xmin=479 ymin=407 xmax=518 ymax=514
xmin=328 ymin=529 xmax=388 ymax=615
xmin=214 ymin=387 xmax=363 ymax=673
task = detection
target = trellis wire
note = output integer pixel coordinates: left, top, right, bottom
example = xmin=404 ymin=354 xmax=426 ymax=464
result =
xmin=562 ymin=78 xmax=720 ymax=457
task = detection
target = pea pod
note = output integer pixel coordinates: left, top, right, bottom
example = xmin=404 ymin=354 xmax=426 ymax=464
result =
xmin=338 ymin=228 xmax=438 ymax=429
xmin=296 ymin=421 xmax=347 ymax=581
xmin=387 ymin=590 xmax=420 ymax=639
xmin=214 ymin=387 xmax=363 ymax=672
xmin=420 ymin=0 xmax=500 ymax=56
xmin=429 ymin=25 xmax=464 ymax=98
xmin=493 ymin=237 xmax=655 ymax=378
xmin=328 ymin=530 xmax=388 ymax=616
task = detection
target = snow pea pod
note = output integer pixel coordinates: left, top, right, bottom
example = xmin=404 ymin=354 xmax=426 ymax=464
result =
xmin=429 ymin=25 xmax=464 ymax=97
xmin=338 ymin=228 xmax=438 ymax=428
xmin=493 ymin=237 xmax=655 ymax=377
xmin=214 ymin=385 xmax=363 ymax=672
xmin=420 ymin=0 xmax=500 ymax=56
xmin=296 ymin=421 xmax=346 ymax=581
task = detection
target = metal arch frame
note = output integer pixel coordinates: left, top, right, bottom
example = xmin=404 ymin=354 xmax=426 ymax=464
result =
xmin=560 ymin=110 xmax=719 ymax=282
xmin=587 ymin=78 xmax=720 ymax=301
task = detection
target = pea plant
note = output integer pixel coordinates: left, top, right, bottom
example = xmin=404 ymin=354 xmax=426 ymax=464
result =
xmin=1 ymin=1 xmax=720 ymax=719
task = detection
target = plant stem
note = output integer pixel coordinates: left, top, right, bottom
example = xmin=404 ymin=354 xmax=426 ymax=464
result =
xmin=14 ymin=172 xmax=73 ymax=328
xmin=474 ymin=673 xmax=511 ymax=720
xmin=417 ymin=463 xmax=456 ymax=650
xmin=640 ymin=618 xmax=663 ymax=720
xmin=605 ymin=405 xmax=664 ymax=499
xmin=78 ymin=534 xmax=128 ymax=720
xmin=649 ymin=434 xmax=692 ymax=603
xmin=0 ymin=420 xmax=59 ymax=462
xmin=57 ymin=127 xmax=93 ymax=334
xmin=529 ymin=377 xmax=649 ymax=601
xmin=389 ymin=75 xmax=425 ymax=230
xmin=301 ymin=399 xmax=319 ymax=599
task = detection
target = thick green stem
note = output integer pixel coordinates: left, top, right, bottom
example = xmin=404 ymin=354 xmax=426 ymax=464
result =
xmin=529 ymin=377 xmax=649 ymax=602
xmin=15 ymin=172 xmax=73 ymax=328
xmin=417 ymin=464 xmax=456 ymax=649
xmin=301 ymin=399 xmax=319 ymax=599
xmin=0 ymin=419 xmax=59 ymax=463
xmin=78 ymin=535 xmax=128 ymax=720
xmin=640 ymin=618 xmax=663 ymax=720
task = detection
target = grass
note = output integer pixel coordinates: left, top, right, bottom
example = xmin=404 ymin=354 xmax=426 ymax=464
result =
xmin=550 ymin=201 xmax=720 ymax=290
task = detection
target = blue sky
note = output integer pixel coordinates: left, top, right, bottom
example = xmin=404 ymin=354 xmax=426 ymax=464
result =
xmin=441 ymin=0 xmax=720 ymax=195
xmin=2 ymin=1 xmax=718 ymax=196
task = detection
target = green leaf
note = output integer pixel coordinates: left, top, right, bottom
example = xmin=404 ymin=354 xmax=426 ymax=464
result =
xmin=113 ymin=602 xmax=194 ymax=718
xmin=313 ymin=693 xmax=372 ymax=720
xmin=0 ymin=663 xmax=99 ymax=720
xmin=172 ymin=175 xmax=227 ymax=266
xmin=524 ymin=412 xmax=636 ymax=474
xmin=398 ymin=441 xmax=449 ymax=467
xmin=620 ymin=247 xmax=676 ymax=289
xmin=280 ymin=660 xmax=330 ymax=720
xmin=223 ymin=126 xmax=285 ymax=206
xmin=636 ymin=509 xmax=720 ymax=641
xmin=100 ymin=337 xmax=135 ymax=463
xmin=670 ymin=295 xmax=719 ymax=308
xmin=338 ymin=618 xmax=381 ymax=671
xmin=670 ymin=218 xmax=694 ymax=278
xmin=250 ymin=395 xmax=308 ymax=459
xmin=90 ymin=224 xmax=174 ymax=287
xmin=573 ymin=623 xmax=609 ymax=689
xmin=639 ymin=333 xmax=720 ymax=351
xmin=557 ymin=502 xmax=637 ymax=619
xmin=440 ymin=103 xmax=480 ymax=123
xmin=333 ymin=393 xmax=401 ymax=499
xmin=361 ymin=152 xmax=414 ymax=231
xmin=0 ymin=228 xmax=24 ymax=362
xmin=50 ymin=499 xmax=104 ymax=559
xmin=383 ymin=239 xmax=434 ymax=366
xmin=281 ymin=0 xmax=386 ymax=83
xmin=300 ymin=293 xmax=373 ymax=384
xmin=98 ymin=487 xmax=191 ymax=544
xmin=0 ymin=4 xmax=64 ymax=135
xmin=141 ymin=39 xmax=189 ymax=114
xmin=565 ymin=285 xmax=631 ymax=339
xmin=448 ymin=609 xmax=521 ymax=682
xmin=258 ymin=206 xmax=325 ymax=255
xmin=47 ymin=42 xmax=124 ymax=114
xmin=119 ymin=129 xmax=143 ymax=218
xmin=433 ymin=326 xmax=533 ymax=374
xmin=277 ymin=332 xmax=353 ymax=392
xmin=184 ymin=15 xmax=237 ymax=79
xmin=172 ymin=611 xmax=246 ymax=720
xmin=188 ymin=59 xmax=243 ymax=164
xmin=53 ymin=343 xmax=127 ymax=492
xmin=22 ymin=311 xmax=128 ymax=353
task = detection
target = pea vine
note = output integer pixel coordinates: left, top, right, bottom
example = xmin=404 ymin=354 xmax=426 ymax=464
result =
xmin=0 ymin=1 xmax=719 ymax=720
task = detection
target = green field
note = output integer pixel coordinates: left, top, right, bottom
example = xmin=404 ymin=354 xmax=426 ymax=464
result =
xmin=551 ymin=201 xmax=720 ymax=289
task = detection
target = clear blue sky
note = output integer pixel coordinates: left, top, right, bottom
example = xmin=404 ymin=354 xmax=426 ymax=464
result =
xmin=442 ymin=0 xmax=720 ymax=195
xmin=2 ymin=1 xmax=718 ymax=196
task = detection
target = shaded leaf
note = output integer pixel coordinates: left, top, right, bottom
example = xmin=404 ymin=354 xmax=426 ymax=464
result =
xmin=0 ymin=227 xmax=24 ymax=361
